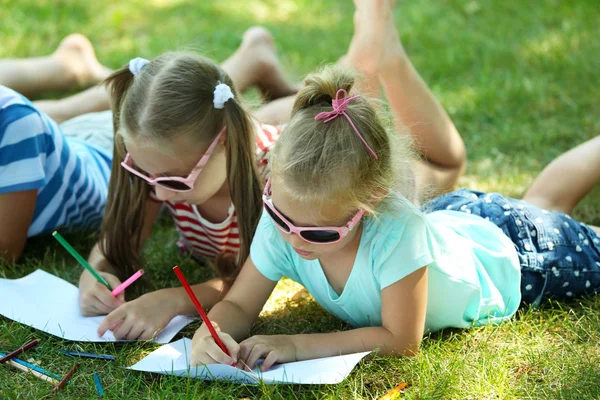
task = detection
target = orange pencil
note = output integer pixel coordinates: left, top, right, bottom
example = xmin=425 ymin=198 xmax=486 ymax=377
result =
xmin=52 ymin=362 xmax=80 ymax=394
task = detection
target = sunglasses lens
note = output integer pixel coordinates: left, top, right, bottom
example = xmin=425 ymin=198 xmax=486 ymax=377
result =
xmin=301 ymin=230 xmax=340 ymax=243
xmin=264 ymin=204 xmax=290 ymax=233
xmin=158 ymin=180 xmax=192 ymax=191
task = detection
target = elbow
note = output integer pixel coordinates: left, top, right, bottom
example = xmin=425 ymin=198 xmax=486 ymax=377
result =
xmin=381 ymin=336 xmax=422 ymax=358
xmin=402 ymin=343 xmax=420 ymax=358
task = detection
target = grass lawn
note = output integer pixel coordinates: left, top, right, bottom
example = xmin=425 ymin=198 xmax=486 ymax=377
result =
xmin=1 ymin=0 xmax=600 ymax=398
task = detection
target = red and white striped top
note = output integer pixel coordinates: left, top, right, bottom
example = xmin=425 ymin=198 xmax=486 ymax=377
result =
xmin=155 ymin=122 xmax=281 ymax=261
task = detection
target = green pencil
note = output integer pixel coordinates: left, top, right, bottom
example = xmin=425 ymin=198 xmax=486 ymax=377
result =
xmin=52 ymin=231 xmax=111 ymax=290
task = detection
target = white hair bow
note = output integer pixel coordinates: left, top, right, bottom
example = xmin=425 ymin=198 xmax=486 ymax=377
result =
xmin=129 ymin=57 xmax=150 ymax=76
xmin=213 ymin=82 xmax=234 ymax=109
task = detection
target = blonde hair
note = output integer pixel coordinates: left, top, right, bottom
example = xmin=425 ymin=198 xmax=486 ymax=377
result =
xmin=271 ymin=65 xmax=415 ymax=217
xmin=100 ymin=52 xmax=262 ymax=281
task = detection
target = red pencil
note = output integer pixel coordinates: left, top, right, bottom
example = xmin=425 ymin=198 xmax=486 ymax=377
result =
xmin=173 ymin=266 xmax=231 ymax=357
xmin=0 ymin=339 xmax=39 ymax=363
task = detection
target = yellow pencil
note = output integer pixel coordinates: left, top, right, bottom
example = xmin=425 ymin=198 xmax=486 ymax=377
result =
xmin=4 ymin=359 xmax=60 ymax=385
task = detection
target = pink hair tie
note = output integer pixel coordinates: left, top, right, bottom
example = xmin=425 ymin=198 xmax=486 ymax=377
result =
xmin=314 ymin=88 xmax=378 ymax=159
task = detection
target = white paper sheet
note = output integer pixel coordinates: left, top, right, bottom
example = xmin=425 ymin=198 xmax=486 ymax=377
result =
xmin=128 ymin=338 xmax=370 ymax=384
xmin=0 ymin=269 xmax=192 ymax=343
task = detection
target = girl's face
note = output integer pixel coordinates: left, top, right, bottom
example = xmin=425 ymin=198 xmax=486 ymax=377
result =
xmin=125 ymin=134 xmax=228 ymax=205
xmin=269 ymin=178 xmax=363 ymax=261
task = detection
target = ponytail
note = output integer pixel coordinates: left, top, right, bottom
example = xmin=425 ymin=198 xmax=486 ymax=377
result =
xmin=214 ymin=86 xmax=263 ymax=283
xmin=98 ymin=66 xmax=151 ymax=278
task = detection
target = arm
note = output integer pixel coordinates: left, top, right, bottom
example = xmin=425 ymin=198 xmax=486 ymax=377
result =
xmin=0 ymin=190 xmax=37 ymax=263
xmin=96 ymin=231 xmax=271 ymax=341
xmin=241 ymin=266 xmax=428 ymax=370
xmin=190 ymin=256 xmax=278 ymax=365
xmin=293 ymin=267 xmax=428 ymax=359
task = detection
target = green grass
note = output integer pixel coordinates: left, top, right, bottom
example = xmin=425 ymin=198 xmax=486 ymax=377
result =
xmin=1 ymin=0 xmax=600 ymax=398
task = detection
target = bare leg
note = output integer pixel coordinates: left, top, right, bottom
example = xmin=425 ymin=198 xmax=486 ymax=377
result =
xmin=253 ymin=95 xmax=296 ymax=126
xmin=523 ymin=136 xmax=600 ymax=215
xmin=221 ymin=27 xmax=298 ymax=101
xmin=0 ymin=34 xmax=111 ymax=97
xmin=33 ymin=85 xmax=110 ymax=124
xmin=348 ymin=0 xmax=467 ymax=197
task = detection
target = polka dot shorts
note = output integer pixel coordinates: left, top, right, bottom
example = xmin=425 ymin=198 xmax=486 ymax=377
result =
xmin=424 ymin=189 xmax=600 ymax=306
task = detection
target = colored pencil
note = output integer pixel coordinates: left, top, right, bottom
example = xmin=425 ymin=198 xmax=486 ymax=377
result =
xmin=52 ymin=362 xmax=80 ymax=394
xmin=111 ymin=269 xmax=144 ymax=296
xmin=59 ymin=350 xmax=116 ymax=361
xmin=173 ymin=266 xmax=231 ymax=357
xmin=93 ymin=372 xmax=104 ymax=397
xmin=3 ymin=359 xmax=59 ymax=385
xmin=52 ymin=231 xmax=111 ymax=290
xmin=0 ymin=339 xmax=39 ymax=363
xmin=0 ymin=353 xmax=62 ymax=381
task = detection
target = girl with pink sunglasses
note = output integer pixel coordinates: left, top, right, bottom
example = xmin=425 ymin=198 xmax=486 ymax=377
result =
xmin=188 ymin=11 xmax=600 ymax=369
xmin=84 ymin=4 xmax=468 ymax=342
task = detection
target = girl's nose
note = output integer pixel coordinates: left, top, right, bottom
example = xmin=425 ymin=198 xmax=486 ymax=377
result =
xmin=287 ymin=231 xmax=307 ymax=248
xmin=154 ymin=185 xmax=177 ymax=201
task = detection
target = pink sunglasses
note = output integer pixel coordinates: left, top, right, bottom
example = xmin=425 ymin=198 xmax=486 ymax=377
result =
xmin=120 ymin=128 xmax=225 ymax=192
xmin=262 ymin=178 xmax=365 ymax=244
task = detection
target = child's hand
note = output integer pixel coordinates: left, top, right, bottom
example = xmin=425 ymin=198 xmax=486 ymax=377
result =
xmin=238 ymin=335 xmax=297 ymax=371
xmin=96 ymin=290 xmax=179 ymax=340
xmin=79 ymin=270 xmax=125 ymax=316
xmin=191 ymin=328 xmax=240 ymax=367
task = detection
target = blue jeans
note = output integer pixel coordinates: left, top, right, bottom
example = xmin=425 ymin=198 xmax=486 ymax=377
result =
xmin=424 ymin=189 xmax=600 ymax=305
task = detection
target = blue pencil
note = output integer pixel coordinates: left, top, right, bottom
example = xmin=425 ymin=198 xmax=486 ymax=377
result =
xmin=0 ymin=352 xmax=62 ymax=381
xmin=59 ymin=350 xmax=116 ymax=361
xmin=93 ymin=372 xmax=104 ymax=397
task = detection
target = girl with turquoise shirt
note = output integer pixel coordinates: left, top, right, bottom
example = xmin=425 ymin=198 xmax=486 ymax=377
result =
xmin=188 ymin=60 xmax=600 ymax=370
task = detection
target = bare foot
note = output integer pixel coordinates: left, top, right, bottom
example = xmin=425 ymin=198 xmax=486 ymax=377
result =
xmin=346 ymin=0 xmax=406 ymax=75
xmin=237 ymin=27 xmax=300 ymax=101
xmin=51 ymin=34 xmax=112 ymax=87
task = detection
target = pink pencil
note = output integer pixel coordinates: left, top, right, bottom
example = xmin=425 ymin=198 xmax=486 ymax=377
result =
xmin=111 ymin=269 xmax=144 ymax=296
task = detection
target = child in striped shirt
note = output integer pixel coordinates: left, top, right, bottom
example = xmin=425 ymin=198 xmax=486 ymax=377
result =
xmin=0 ymin=34 xmax=113 ymax=263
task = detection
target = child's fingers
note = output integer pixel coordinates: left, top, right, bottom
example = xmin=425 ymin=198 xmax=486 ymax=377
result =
xmin=246 ymin=344 xmax=268 ymax=370
xmin=80 ymin=287 xmax=111 ymax=316
xmin=89 ymin=299 xmax=116 ymax=316
xmin=190 ymin=341 xmax=223 ymax=367
xmin=140 ymin=327 xmax=162 ymax=341
xmin=218 ymin=333 xmax=240 ymax=363
xmin=125 ymin=323 xmax=145 ymax=341
xmin=101 ymin=273 xmax=126 ymax=301
xmin=261 ymin=351 xmax=279 ymax=371
xmin=206 ymin=342 xmax=234 ymax=365
xmin=237 ymin=340 xmax=252 ymax=367
xmin=101 ymin=273 xmax=122 ymax=288
xmin=95 ymin=282 xmax=125 ymax=310
xmin=191 ymin=352 xmax=220 ymax=367
xmin=97 ymin=307 xmax=126 ymax=336
xmin=113 ymin=317 xmax=134 ymax=340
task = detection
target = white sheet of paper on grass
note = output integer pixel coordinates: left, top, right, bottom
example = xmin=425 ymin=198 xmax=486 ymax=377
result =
xmin=129 ymin=338 xmax=370 ymax=384
xmin=0 ymin=269 xmax=192 ymax=343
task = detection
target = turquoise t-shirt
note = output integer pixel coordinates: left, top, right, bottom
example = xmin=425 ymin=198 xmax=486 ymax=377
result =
xmin=250 ymin=194 xmax=522 ymax=332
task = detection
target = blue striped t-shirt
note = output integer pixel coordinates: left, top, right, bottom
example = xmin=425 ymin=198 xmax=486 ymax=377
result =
xmin=0 ymin=86 xmax=112 ymax=237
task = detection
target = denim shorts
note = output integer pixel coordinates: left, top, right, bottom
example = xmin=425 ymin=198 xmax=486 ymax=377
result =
xmin=423 ymin=189 xmax=600 ymax=306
